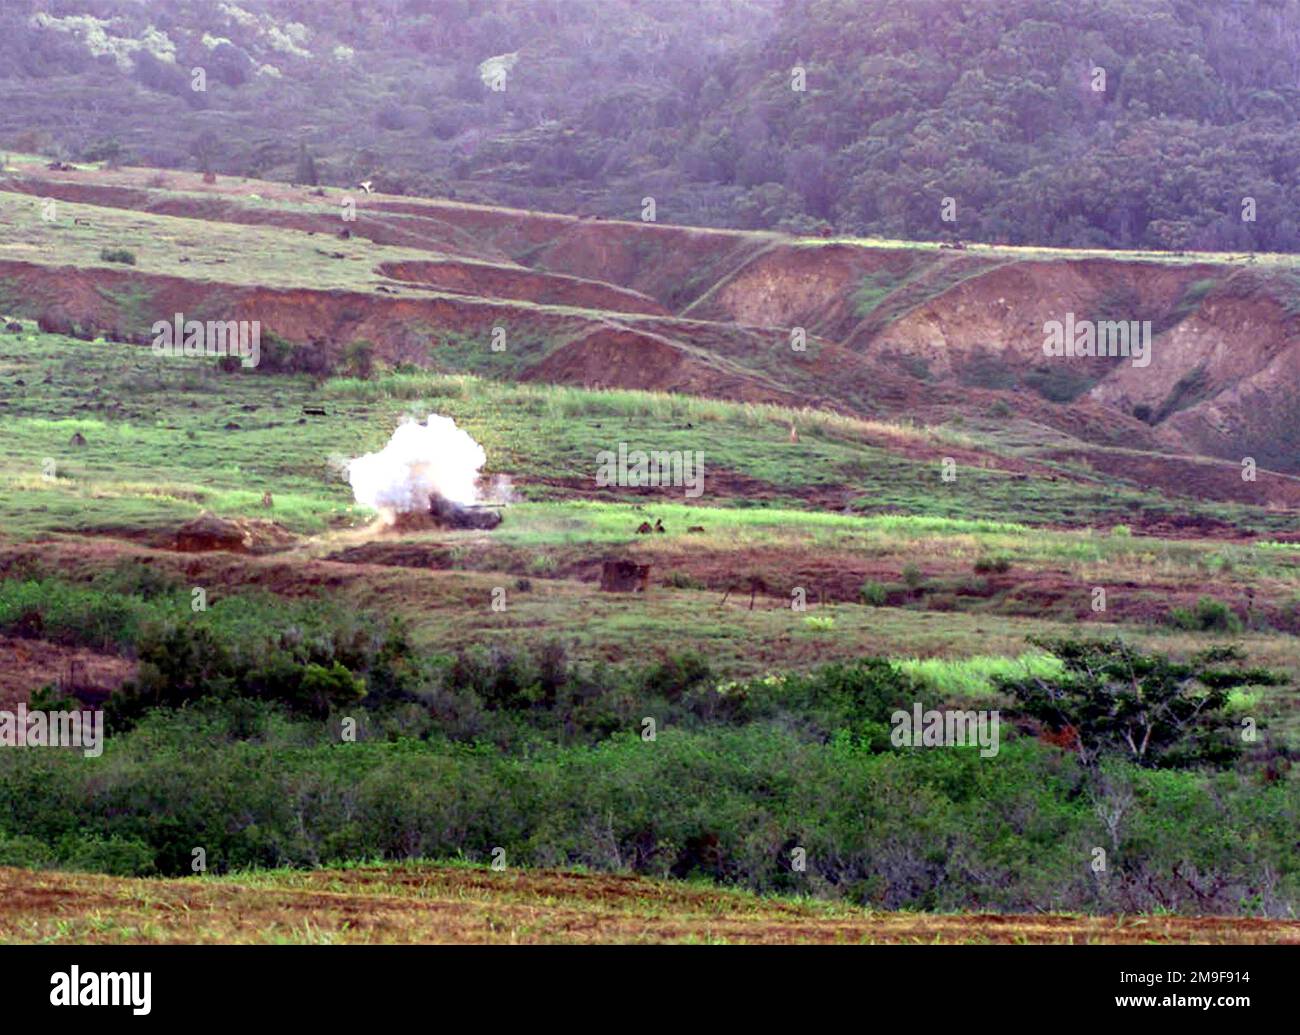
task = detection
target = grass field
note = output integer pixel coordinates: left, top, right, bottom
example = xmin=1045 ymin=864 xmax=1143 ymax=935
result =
xmin=5 ymin=328 xmax=1299 ymax=537
xmin=2 ymin=327 xmax=1298 ymax=728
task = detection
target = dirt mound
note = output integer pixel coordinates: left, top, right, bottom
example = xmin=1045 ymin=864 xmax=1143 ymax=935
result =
xmin=522 ymin=323 xmax=738 ymax=396
xmin=325 ymin=542 xmax=456 ymax=568
xmin=600 ymin=559 xmax=651 ymax=592
xmin=173 ymin=513 xmax=296 ymax=554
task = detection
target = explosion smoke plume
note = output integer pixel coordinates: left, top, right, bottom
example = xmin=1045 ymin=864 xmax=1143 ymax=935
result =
xmin=347 ymin=414 xmax=487 ymax=521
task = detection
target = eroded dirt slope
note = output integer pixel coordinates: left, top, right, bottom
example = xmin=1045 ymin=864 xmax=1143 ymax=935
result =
xmin=3 ymin=159 xmax=1299 ymax=479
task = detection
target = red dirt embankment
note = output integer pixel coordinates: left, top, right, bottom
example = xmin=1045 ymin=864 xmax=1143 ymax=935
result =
xmin=522 ymin=322 xmax=812 ymax=405
xmin=822 ymin=253 xmax=1300 ymax=473
xmin=684 ymin=242 xmax=916 ymax=336
xmin=0 ymin=173 xmax=513 ymax=263
xmin=847 ymin=257 xmax=1217 ymax=372
xmin=0 ymin=260 xmax=803 ymax=407
xmin=376 ymin=260 xmax=668 ymax=315
xmin=8 ymin=162 xmax=771 ymax=314
xmin=1105 ymin=288 xmax=1300 ymax=475
xmin=7 ymin=160 xmax=1300 ymax=477
xmin=372 ymin=198 xmax=772 ymax=311
xmin=0 ymin=258 xmax=569 ymax=366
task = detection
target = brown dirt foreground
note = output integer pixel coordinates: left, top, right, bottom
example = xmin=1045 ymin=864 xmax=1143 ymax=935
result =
xmin=2 ymin=865 xmax=1296 ymax=945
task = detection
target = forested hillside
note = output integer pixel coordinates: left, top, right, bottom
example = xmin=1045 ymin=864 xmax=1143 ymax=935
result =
xmin=2 ymin=0 xmax=1299 ymax=250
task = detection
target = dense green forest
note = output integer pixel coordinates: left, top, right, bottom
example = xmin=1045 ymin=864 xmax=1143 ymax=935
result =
xmin=1 ymin=0 xmax=1298 ymax=250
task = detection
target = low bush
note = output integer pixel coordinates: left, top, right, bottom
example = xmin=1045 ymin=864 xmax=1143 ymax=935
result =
xmin=1169 ymin=596 xmax=1244 ymax=633
xmin=973 ymin=554 xmax=1011 ymax=574
xmin=859 ymin=580 xmax=888 ymax=605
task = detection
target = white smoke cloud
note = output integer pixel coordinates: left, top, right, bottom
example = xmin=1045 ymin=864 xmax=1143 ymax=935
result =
xmin=347 ymin=414 xmax=486 ymax=514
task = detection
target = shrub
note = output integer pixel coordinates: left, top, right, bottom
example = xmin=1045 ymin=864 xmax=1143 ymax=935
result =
xmin=642 ymin=652 xmax=713 ymax=702
xmin=0 ymin=579 xmax=145 ymax=652
xmin=446 ymin=644 xmax=542 ymax=711
xmin=1169 ymin=596 xmax=1243 ymax=634
xmin=99 ymin=248 xmax=136 ymax=265
xmin=28 ymin=684 xmax=79 ymax=712
xmin=343 ymin=338 xmax=376 ymax=379
xmin=259 ymin=332 xmax=336 ymax=376
xmin=54 ymin=833 xmax=157 ymax=877
xmin=93 ymin=560 xmax=183 ymax=600
xmin=0 ymin=833 xmax=56 ymax=869
xmin=859 ymin=580 xmax=888 ymax=606
xmin=113 ymin=622 xmax=234 ymax=720
xmin=527 ymin=553 xmax=557 ymax=575
xmin=298 ymin=661 xmax=367 ymax=713
xmin=0 ymin=653 xmax=1295 ymax=914
xmin=973 ymin=554 xmax=1011 ymax=574
xmin=104 ymin=606 xmax=417 ymax=727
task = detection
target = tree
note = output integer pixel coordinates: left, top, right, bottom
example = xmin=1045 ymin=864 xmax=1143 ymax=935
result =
xmin=189 ymin=131 xmax=220 ymax=176
xmin=995 ymin=638 xmax=1284 ymax=770
xmin=83 ymin=138 xmax=126 ymax=168
xmin=295 ymin=142 xmax=318 ymax=186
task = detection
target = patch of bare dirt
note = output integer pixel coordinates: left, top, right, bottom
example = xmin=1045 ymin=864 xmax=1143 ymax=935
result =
xmin=684 ymin=242 xmax=916 ymax=336
xmin=519 ymin=323 xmax=799 ymax=403
xmin=0 ymin=636 xmax=134 ymax=709
xmin=317 ymin=535 xmax=1292 ymax=629
xmin=2 ymin=865 xmax=1296 ymax=944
